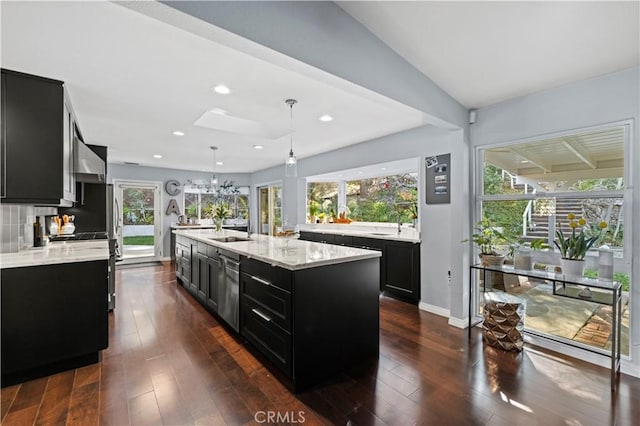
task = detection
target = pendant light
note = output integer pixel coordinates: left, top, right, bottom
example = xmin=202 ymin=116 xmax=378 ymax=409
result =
xmin=210 ymin=146 xmax=219 ymax=186
xmin=284 ymin=98 xmax=298 ymax=177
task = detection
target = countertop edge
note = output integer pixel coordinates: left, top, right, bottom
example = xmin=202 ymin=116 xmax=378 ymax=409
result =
xmin=0 ymin=241 xmax=110 ymax=270
xmin=174 ymin=229 xmax=381 ymax=270
xmin=297 ymin=227 xmax=420 ymax=243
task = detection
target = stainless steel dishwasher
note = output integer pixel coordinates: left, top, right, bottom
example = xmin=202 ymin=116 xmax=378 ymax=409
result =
xmin=218 ymin=249 xmax=240 ymax=332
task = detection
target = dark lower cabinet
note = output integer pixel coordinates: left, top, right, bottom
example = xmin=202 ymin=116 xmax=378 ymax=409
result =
xmin=1 ymin=260 xmax=108 ymax=386
xmin=299 ymin=232 xmax=420 ymax=304
xmin=240 ymin=256 xmax=379 ymax=392
xmin=174 ymin=235 xmax=380 ymax=392
xmin=382 ymin=241 xmax=420 ymax=303
xmin=206 ymin=253 xmax=221 ymax=313
xmin=189 ymin=243 xmax=198 ymax=295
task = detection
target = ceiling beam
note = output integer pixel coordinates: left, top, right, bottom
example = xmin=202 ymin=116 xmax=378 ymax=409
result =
xmin=508 ymin=147 xmax=551 ymax=173
xmin=561 ymin=137 xmax=597 ymax=169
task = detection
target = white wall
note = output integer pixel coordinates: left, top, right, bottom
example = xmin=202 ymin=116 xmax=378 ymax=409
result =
xmin=108 ymin=163 xmax=250 ymax=259
xmin=249 ymin=125 xmax=468 ymax=317
xmin=471 ymin=67 xmax=640 ymax=377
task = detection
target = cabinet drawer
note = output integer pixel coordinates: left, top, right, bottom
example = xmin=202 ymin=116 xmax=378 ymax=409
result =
xmin=351 ymin=236 xmax=383 ymax=251
xmin=334 ymin=234 xmax=353 ymax=246
xmin=241 ymin=257 xmax=292 ymax=292
xmin=241 ymin=272 xmax=291 ymax=332
xmin=241 ymin=299 xmax=292 ymax=377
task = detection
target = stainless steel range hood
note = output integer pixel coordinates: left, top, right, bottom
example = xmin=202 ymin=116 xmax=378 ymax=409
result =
xmin=74 ymin=138 xmax=105 ymax=183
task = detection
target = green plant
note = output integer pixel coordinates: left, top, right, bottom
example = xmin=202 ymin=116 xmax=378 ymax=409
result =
xmin=584 ymin=269 xmax=629 ymax=292
xmin=465 ymin=219 xmax=506 ymax=255
xmin=214 ymin=203 xmax=230 ymax=220
xmin=308 ymin=200 xmax=320 ymax=217
xmin=555 ymin=214 xmax=607 ymax=260
xmin=409 ymin=203 xmax=418 ymax=220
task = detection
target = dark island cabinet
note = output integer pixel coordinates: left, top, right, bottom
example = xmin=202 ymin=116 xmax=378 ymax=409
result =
xmin=206 ymin=252 xmax=221 ymax=313
xmin=239 ymin=255 xmax=379 ymax=392
xmin=1 ymin=69 xmax=76 ymax=206
xmin=175 ymin=235 xmax=222 ymax=316
xmin=1 ymin=260 xmax=108 ymax=386
xmin=298 ymin=231 xmax=420 ymax=304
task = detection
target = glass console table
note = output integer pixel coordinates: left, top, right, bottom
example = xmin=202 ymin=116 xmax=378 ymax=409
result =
xmin=468 ymin=263 xmax=622 ymax=391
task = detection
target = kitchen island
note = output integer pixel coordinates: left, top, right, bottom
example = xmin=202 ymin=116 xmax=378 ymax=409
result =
xmin=1 ymin=241 xmax=109 ymax=386
xmin=173 ymin=228 xmax=381 ymax=392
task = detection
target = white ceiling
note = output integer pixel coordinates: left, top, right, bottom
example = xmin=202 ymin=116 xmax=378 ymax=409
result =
xmin=338 ymin=1 xmax=640 ymax=109
xmin=2 ymin=1 xmax=638 ymax=175
xmin=0 ymin=1 xmax=425 ymax=173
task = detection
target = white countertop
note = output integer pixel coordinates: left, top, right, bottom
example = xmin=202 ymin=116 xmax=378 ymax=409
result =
xmin=171 ymin=223 xmax=247 ymax=229
xmin=174 ymin=229 xmax=381 ymax=270
xmin=0 ymin=240 xmax=110 ymax=269
xmin=297 ymin=224 xmax=421 ymax=243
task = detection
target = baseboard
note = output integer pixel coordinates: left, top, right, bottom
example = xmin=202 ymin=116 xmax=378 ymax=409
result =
xmin=448 ymin=317 xmax=469 ymax=329
xmin=418 ymin=302 xmax=449 ymax=318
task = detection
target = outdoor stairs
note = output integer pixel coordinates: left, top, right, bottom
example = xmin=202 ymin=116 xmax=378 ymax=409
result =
xmin=523 ymin=199 xmax=584 ymax=242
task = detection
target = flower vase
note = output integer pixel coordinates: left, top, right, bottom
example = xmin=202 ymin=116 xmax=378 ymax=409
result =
xmin=215 ymin=218 xmax=223 ymax=231
xmin=560 ymin=258 xmax=585 ymax=277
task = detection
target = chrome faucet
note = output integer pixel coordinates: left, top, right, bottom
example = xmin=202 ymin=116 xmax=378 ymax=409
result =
xmin=389 ymin=211 xmax=402 ymax=234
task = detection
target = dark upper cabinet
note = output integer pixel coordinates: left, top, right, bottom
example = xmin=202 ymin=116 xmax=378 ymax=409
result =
xmin=1 ymin=69 xmax=76 ymax=206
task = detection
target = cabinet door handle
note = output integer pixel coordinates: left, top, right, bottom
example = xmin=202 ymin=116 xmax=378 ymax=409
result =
xmin=252 ymin=308 xmax=272 ymax=322
xmin=251 ymin=275 xmax=272 ymax=287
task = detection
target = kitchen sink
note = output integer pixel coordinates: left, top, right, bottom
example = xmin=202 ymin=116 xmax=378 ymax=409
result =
xmin=208 ymin=236 xmax=251 ymax=243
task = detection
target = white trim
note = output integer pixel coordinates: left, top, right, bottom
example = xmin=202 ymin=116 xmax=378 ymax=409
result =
xmin=113 ymin=179 xmax=163 ymax=263
xmin=418 ymin=301 xmax=449 ymax=318
xmin=448 ymin=316 xmax=468 ymax=329
xmin=472 ymin=119 xmax=635 ymax=150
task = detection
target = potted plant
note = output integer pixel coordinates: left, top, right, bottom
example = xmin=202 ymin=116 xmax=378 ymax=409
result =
xmin=467 ymin=219 xmax=507 ymax=266
xmin=208 ymin=203 xmax=230 ymax=231
xmin=555 ymin=214 xmax=607 ymax=276
xmin=308 ymin=200 xmax=320 ymax=224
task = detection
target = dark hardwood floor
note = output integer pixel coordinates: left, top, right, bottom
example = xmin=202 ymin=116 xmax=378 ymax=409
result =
xmin=1 ymin=263 xmax=638 ymax=425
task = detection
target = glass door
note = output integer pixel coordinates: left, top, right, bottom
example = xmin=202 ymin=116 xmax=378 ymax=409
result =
xmin=258 ymin=184 xmax=282 ymax=236
xmin=114 ymin=180 xmax=162 ymax=263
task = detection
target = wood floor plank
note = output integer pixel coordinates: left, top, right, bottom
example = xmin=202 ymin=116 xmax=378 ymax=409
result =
xmin=1 ymin=263 xmax=636 ymax=426
xmin=0 ymin=384 xmax=20 ymax=422
xmin=66 ymin=381 xmax=100 ymax=426
xmin=127 ymin=390 xmax=162 ymax=426
xmin=33 ymin=370 xmax=75 ymax=425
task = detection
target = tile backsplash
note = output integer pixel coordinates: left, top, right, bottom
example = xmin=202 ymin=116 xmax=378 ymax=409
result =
xmin=0 ymin=205 xmax=57 ymax=253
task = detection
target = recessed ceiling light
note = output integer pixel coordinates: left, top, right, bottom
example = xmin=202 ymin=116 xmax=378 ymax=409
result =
xmin=319 ymin=115 xmax=334 ymax=122
xmin=213 ymin=85 xmax=230 ymax=95
xmin=253 ymin=145 xmax=264 ymax=149
xmin=153 ymin=154 xmax=162 ymax=159
xmin=521 ymin=160 xmax=529 ymax=163
xmin=216 ymin=161 xmax=223 ymax=166
xmin=358 ymin=171 xmax=363 ymax=174
xmin=172 ymin=131 xmax=184 ymax=136
xmin=380 ymin=167 xmax=387 ymax=171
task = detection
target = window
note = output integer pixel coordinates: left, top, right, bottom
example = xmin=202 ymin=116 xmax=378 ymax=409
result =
xmin=475 ymin=125 xmax=630 ymax=355
xmin=346 ymin=174 xmax=417 ymax=223
xmin=306 ymin=172 xmax=418 ymax=224
xmin=183 ymin=185 xmax=248 ymax=222
xmin=307 ymin=182 xmax=338 ymax=223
